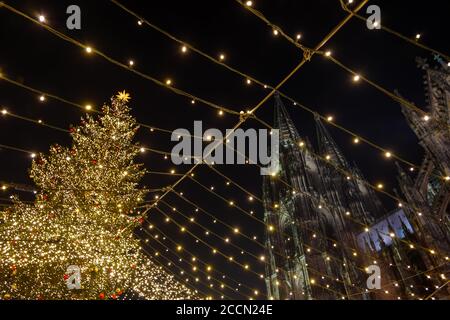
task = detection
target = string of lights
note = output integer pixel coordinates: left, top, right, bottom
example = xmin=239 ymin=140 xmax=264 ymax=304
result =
xmin=105 ymin=0 xmax=439 ymax=182
xmin=236 ymin=0 xmax=450 ymax=131
xmin=202 ymin=165 xmax=450 ymax=294
xmin=0 ymin=2 xmax=240 ymax=116
xmin=144 ymin=221 xmax=257 ymax=299
xmin=144 ymin=241 xmax=230 ymax=300
xmin=148 ymin=210 xmax=360 ymax=300
xmin=339 ymin=0 xmax=450 ymax=61
xmin=2 ymin=105 xmax=447 ymax=271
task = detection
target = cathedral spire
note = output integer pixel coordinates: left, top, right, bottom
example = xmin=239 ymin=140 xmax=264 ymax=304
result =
xmin=274 ymin=93 xmax=301 ymax=145
xmin=315 ymin=115 xmax=351 ymax=169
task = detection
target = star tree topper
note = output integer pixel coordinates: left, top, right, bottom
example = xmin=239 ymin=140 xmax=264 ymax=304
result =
xmin=116 ymin=90 xmax=131 ymax=102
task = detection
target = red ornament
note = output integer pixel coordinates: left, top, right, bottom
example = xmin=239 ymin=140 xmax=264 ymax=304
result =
xmin=11 ymin=264 xmax=16 ymax=271
xmin=131 ymin=264 xmax=136 ymax=270
xmin=99 ymin=293 xmax=105 ymax=300
xmin=69 ymin=127 xmax=75 ymax=133
xmin=63 ymin=274 xmax=69 ymax=281
xmin=91 ymin=160 xmax=98 ymax=165
xmin=111 ymin=294 xmax=117 ymax=300
xmin=138 ymin=218 xmax=144 ymax=224
xmin=42 ymin=194 xmax=48 ymax=201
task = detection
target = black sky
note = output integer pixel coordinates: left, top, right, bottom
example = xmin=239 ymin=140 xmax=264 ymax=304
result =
xmin=0 ymin=0 xmax=449 ymax=299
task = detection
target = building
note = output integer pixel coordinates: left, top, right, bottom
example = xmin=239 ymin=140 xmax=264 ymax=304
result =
xmin=263 ymin=58 xmax=450 ymax=299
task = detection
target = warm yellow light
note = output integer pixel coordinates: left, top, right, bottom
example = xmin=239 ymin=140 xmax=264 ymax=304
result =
xmin=268 ymin=225 xmax=275 ymax=232
xmin=325 ymin=155 xmax=331 ymax=160
xmin=296 ymin=34 xmax=302 ymax=40
xmin=86 ymin=47 xmax=93 ymax=54
xmin=377 ymin=183 xmax=384 ymax=189
xmin=137 ymin=20 xmax=143 ymax=26
xmin=385 ymin=152 xmax=392 ymax=158
xmin=129 ymin=60 xmax=134 ymax=67
xmin=327 ymin=116 xmax=334 ymax=122
xmin=166 ymin=79 xmax=172 ymax=86
xmin=38 ymin=15 xmax=46 ymax=23
xmin=85 ymin=104 xmax=92 ymax=111
xmin=245 ymin=0 xmax=253 ymax=6
xmin=31 ymin=153 xmax=36 ymax=158
xmin=353 ymin=74 xmax=361 ymax=82
xmin=325 ymin=51 xmax=332 ymax=57
xmin=177 ymin=245 xmax=182 ymax=251
xmin=444 ymin=176 xmax=450 ymax=182
xmin=423 ymin=115 xmax=430 ymax=122
xmin=181 ymin=45 xmax=187 ymax=53
xmin=219 ymin=53 xmax=225 ymax=61
xmin=415 ymin=33 xmax=421 ymax=40
xmin=1 ymin=109 xmax=7 ymax=115
xmin=248 ymin=196 xmax=253 ymax=201
xmin=273 ymin=29 xmax=279 ymax=36
xmin=246 ymin=79 xmax=252 ymax=85
xmin=39 ymin=95 xmax=46 ymax=102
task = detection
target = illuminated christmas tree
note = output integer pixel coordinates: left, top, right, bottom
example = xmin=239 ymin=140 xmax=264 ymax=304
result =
xmin=0 ymin=92 xmax=197 ymax=300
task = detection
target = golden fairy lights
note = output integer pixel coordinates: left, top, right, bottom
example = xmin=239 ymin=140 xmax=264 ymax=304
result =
xmin=2 ymin=2 xmax=448 ymax=300
xmin=0 ymin=93 xmax=196 ymax=299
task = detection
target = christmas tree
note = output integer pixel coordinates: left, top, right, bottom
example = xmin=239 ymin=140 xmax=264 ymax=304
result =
xmin=0 ymin=91 xmax=197 ymax=300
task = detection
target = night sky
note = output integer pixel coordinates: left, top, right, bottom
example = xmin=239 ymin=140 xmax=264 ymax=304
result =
xmin=0 ymin=0 xmax=449 ymax=299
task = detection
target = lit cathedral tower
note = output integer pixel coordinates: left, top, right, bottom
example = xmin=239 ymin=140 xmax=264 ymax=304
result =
xmin=263 ymin=94 xmax=385 ymax=300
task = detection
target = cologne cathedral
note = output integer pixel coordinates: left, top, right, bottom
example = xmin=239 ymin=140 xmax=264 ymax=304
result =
xmin=263 ymin=58 xmax=450 ymax=300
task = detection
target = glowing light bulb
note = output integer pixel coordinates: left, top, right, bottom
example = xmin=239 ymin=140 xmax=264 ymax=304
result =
xmin=415 ymin=33 xmax=421 ymax=40
xmin=39 ymin=95 xmax=46 ymax=102
xmin=181 ymin=45 xmax=187 ymax=53
xmin=1 ymin=109 xmax=7 ymax=115
xmin=166 ymin=79 xmax=172 ymax=86
xmin=353 ymin=74 xmax=361 ymax=82
xmin=219 ymin=53 xmax=225 ymax=61
xmin=38 ymin=15 xmax=46 ymax=23
xmin=137 ymin=20 xmax=143 ymax=26
xmin=246 ymin=79 xmax=252 ymax=85
xmin=325 ymin=51 xmax=332 ymax=57
xmin=296 ymin=34 xmax=302 ymax=40
xmin=128 ymin=60 xmax=134 ymax=67
xmin=327 ymin=116 xmax=334 ymax=122
xmin=385 ymin=151 xmax=392 ymax=158
xmin=245 ymin=1 xmax=253 ymax=6
xmin=377 ymin=183 xmax=384 ymax=189
xmin=423 ymin=115 xmax=430 ymax=121
xmin=31 ymin=153 xmax=36 ymax=158
xmin=273 ymin=29 xmax=279 ymax=36
xmin=234 ymin=228 xmax=239 ymax=234
xmin=85 ymin=46 xmax=93 ymax=54
xmin=85 ymin=104 xmax=92 ymax=111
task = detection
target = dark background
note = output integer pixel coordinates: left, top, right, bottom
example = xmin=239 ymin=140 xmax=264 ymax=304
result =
xmin=0 ymin=0 xmax=449 ymax=299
